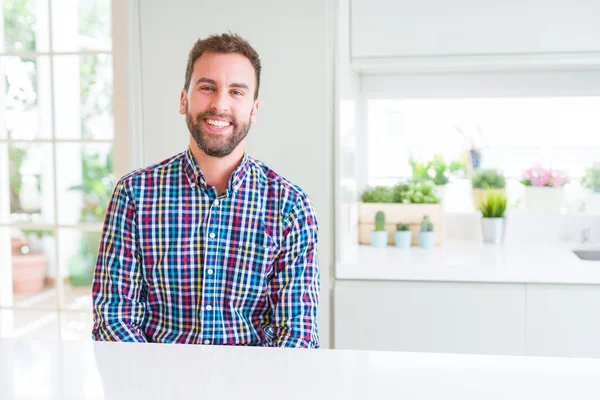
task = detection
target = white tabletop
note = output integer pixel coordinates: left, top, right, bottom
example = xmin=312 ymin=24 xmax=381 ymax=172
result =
xmin=2 ymin=338 xmax=600 ymax=399
xmin=337 ymin=241 xmax=600 ymax=284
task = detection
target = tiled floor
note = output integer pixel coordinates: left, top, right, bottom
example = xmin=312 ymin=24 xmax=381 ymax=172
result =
xmin=2 ymin=285 xmax=93 ymax=340
xmin=0 ymin=309 xmax=93 ymax=340
xmin=13 ymin=285 xmax=93 ymax=310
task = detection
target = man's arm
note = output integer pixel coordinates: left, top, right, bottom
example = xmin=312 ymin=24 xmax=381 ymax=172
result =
xmin=92 ymin=180 xmax=148 ymax=342
xmin=268 ymin=195 xmax=320 ymax=348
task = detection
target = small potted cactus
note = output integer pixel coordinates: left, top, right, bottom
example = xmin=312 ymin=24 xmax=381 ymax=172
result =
xmin=418 ymin=215 xmax=436 ymax=248
xmin=370 ymin=211 xmax=388 ymax=248
xmin=394 ymin=223 xmax=412 ymax=248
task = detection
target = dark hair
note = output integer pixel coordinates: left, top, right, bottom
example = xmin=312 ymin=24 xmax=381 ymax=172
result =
xmin=184 ymin=33 xmax=261 ymax=100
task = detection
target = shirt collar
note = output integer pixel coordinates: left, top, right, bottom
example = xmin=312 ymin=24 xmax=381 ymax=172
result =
xmin=183 ymin=146 xmax=250 ymax=193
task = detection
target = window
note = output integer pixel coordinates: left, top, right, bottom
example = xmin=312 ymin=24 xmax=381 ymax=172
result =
xmin=366 ymin=96 xmax=600 ymax=213
xmin=0 ymin=0 xmax=113 ymax=340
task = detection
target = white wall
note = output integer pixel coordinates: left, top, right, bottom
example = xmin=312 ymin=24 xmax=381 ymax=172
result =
xmin=134 ymin=0 xmax=335 ymax=347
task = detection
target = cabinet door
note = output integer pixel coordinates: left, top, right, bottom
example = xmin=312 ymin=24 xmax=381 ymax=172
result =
xmin=334 ymin=280 xmax=525 ymax=355
xmin=527 ymin=284 xmax=600 ymax=358
xmin=351 ymin=0 xmax=600 ymax=59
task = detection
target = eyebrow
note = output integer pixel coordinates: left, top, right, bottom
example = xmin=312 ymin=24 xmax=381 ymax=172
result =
xmin=196 ymin=77 xmax=249 ymax=91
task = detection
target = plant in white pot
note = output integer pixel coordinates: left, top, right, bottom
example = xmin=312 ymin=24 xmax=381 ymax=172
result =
xmin=418 ymin=215 xmax=436 ymax=249
xmin=521 ymin=164 xmax=569 ymax=212
xmin=370 ymin=211 xmax=388 ymax=248
xmin=409 ymin=155 xmax=466 ymax=208
xmin=478 ymin=191 xmax=508 ymax=244
xmin=582 ymin=162 xmax=600 ymax=214
xmin=471 ymin=168 xmax=506 ymax=210
xmin=394 ymin=223 xmax=412 ymax=248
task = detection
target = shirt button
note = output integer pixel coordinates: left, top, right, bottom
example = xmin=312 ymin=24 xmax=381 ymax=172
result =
xmin=204 ymin=340 xmax=210 ymax=345
xmin=206 ymin=305 xmax=212 ymax=311
xmin=207 ymin=269 xmax=213 ymax=275
xmin=209 ymin=232 xmax=216 ymax=239
xmin=214 ymin=199 xmax=219 ymax=206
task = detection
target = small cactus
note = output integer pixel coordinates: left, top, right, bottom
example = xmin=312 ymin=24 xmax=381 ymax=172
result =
xmin=420 ymin=215 xmax=434 ymax=232
xmin=396 ymin=223 xmax=409 ymax=231
xmin=375 ymin=211 xmax=385 ymax=231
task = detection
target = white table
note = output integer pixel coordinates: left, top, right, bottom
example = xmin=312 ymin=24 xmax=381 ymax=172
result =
xmin=2 ymin=339 xmax=600 ymax=399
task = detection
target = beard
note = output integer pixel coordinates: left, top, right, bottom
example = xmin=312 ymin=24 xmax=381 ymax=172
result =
xmin=186 ymin=106 xmax=252 ymax=158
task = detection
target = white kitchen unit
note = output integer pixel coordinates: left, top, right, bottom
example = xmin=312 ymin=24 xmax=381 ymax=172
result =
xmin=350 ymin=0 xmax=600 ymax=61
xmin=526 ymin=284 xmax=600 ymax=358
xmin=335 ymin=242 xmax=600 ymax=358
xmin=335 ymin=280 xmax=526 ymax=355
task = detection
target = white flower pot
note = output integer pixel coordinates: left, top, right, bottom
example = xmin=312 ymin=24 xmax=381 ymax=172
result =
xmin=585 ymin=191 xmax=600 ymax=214
xmin=524 ymin=186 xmax=564 ymax=213
xmin=481 ymin=218 xmax=506 ymax=244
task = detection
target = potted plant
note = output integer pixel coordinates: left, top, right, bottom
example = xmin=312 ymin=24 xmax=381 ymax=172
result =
xmin=11 ymin=231 xmax=48 ymax=294
xmin=371 ymin=211 xmax=388 ymax=248
xmin=582 ymin=162 xmax=600 ymax=214
xmin=471 ymin=168 xmax=506 ymax=210
xmin=359 ymin=180 xmax=444 ymax=246
xmin=521 ymin=164 xmax=569 ymax=212
xmin=410 ymin=154 xmax=467 ymax=206
xmin=418 ymin=215 xmax=436 ymax=249
xmin=394 ymin=223 xmax=412 ymax=248
xmin=478 ymin=191 xmax=508 ymax=244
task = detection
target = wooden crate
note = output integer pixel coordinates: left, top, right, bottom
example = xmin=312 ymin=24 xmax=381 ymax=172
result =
xmin=358 ymin=203 xmax=444 ymax=246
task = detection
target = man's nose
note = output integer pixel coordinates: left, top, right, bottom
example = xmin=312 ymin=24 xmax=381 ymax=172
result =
xmin=210 ymin=89 xmax=230 ymax=114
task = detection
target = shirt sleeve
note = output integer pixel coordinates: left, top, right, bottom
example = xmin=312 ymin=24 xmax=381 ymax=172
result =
xmin=91 ymin=180 xmax=148 ymax=342
xmin=268 ymin=195 xmax=320 ymax=349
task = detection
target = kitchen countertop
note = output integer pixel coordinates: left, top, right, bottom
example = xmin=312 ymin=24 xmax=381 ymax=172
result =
xmin=2 ymin=338 xmax=600 ymax=399
xmin=336 ymin=241 xmax=600 ymax=284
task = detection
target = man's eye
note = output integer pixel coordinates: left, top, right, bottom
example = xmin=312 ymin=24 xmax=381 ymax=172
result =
xmin=231 ymin=90 xmax=243 ymax=96
xmin=201 ymin=86 xmax=215 ymax=92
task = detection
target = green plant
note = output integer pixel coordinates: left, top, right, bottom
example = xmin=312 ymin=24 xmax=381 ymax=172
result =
xmin=396 ymin=223 xmax=410 ymax=231
xmin=361 ymin=186 xmax=394 ymax=203
xmin=478 ymin=192 xmax=508 ymax=218
xmin=69 ymin=151 xmax=114 ymax=223
xmin=375 ymin=211 xmax=385 ymax=231
xmin=396 ymin=180 xmax=440 ymax=204
xmin=8 ymin=144 xmax=26 ymax=212
xmin=420 ymin=215 xmax=434 ymax=232
xmin=472 ymin=169 xmax=506 ymax=189
xmin=582 ymin=162 xmax=600 ymax=193
xmin=410 ymin=154 xmax=467 ymax=186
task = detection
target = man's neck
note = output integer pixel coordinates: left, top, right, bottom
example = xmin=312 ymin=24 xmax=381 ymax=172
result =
xmin=189 ymin=140 xmax=245 ymax=195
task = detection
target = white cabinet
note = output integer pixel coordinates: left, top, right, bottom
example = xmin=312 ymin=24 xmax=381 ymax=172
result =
xmin=350 ymin=0 xmax=600 ymax=60
xmin=334 ymin=280 xmax=526 ymax=355
xmin=526 ymin=284 xmax=600 ymax=358
xmin=335 ymin=280 xmax=600 ymax=358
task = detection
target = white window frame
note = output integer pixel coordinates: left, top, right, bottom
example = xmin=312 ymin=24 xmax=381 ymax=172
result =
xmin=0 ymin=0 xmax=140 ymax=337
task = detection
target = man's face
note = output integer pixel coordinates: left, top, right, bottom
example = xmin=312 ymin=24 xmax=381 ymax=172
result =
xmin=180 ymin=52 xmax=259 ymax=158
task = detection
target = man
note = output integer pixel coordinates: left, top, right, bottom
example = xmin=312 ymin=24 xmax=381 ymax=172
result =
xmin=91 ymin=33 xmax=320 ymax=348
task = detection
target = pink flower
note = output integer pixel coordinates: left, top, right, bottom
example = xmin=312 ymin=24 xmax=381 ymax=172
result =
xmin=522 ymin=168 xmax=533 ymax=180
xmin=531 ymin=176 xmax=550 ymax=186
xmin=551 ymin=169 xmax=570 ymax=187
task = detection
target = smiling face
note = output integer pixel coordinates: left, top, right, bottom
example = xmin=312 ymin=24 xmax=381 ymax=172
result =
xmin=180 ymin=52 xmax=259 ymax=158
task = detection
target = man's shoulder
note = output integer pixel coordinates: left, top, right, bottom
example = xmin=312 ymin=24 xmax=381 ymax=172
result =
xmin=247 ymin=156 xmax=312 ymax=208
xmin=118 ymin=151 xmax=186 ymax=188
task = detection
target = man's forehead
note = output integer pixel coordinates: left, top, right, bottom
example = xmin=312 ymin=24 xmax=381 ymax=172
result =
xmin=192 ymin=53 xmax=255 ymax=82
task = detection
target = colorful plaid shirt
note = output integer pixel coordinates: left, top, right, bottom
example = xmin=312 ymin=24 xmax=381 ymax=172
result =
xmin=92 ymin=148 xmax=320 ymax=348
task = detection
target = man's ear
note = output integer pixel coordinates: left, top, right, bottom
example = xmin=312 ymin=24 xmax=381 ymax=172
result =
xmin=179 ymin=90 xmax=187 ymax=115
xmin=250 ymin=100 xmax=259 ymax=124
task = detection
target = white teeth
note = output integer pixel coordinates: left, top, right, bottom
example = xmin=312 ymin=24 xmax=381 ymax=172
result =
xmin=206 ymin=119 xmax=231 ymax=128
